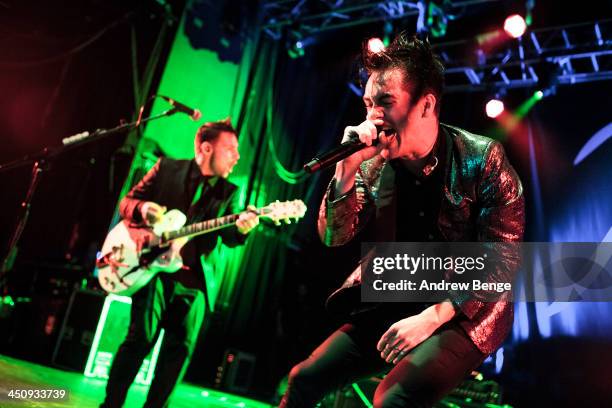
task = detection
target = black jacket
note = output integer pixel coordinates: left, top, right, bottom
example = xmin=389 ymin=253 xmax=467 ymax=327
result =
xmin=119 ymin=157 xmax=246 ymax=292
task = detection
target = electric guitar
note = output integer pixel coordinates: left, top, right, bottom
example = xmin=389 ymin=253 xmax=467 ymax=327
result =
xmin=96 ymin=200 xmax=306 ymax=296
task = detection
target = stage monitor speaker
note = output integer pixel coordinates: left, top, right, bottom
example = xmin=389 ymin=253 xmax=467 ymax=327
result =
xmin=82 ymin=293 xmax=164 ymax=386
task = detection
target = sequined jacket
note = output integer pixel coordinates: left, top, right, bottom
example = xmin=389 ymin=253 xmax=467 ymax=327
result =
xmin=317 ymin=124 xmax=525 ymax=355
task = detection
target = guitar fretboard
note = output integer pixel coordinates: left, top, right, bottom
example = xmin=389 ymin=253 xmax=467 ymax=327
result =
xmin=144 ymin=199 xmax=305 ymax=248
xmin=166 ymin=213 xmax=241 ymax=241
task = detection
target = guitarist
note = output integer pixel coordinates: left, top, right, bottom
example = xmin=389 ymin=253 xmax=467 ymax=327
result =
xmin=280 ymin=33 xmax=525 ymax=407
xmin=100 ymin=118 xmax=258 ymax=408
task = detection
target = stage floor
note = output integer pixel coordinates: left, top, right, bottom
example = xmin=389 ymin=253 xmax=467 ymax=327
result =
xmin=0 ymin=354 xmax=273 ymax=408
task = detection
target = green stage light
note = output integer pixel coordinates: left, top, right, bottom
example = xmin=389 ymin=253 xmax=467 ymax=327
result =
xmin=198 ymin=388 xmax=271 ymax=407
xmin=516 ymin=91 xmax=544 ymax=118
xmin=352 ymin=383 xmax=374 ymax=408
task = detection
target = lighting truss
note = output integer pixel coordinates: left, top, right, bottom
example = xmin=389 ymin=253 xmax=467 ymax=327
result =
xmin=261 ymin=2 xmax=610 ymax=94
xmin=261 ymin=0 xmax=501 ymax=39
xmin=436 ymin=19 xmax=612 ymax=93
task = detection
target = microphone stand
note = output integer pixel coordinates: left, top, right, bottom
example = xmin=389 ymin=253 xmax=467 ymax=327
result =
xmin=0 ymin=108 xmax=180 ymax=293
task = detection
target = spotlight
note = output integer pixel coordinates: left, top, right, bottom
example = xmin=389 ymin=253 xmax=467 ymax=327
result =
xmin=514 ymin=90 xmax=545 ymax=118
xmin=486 ymin=99 xmax=505 ymax=118
xmin=504 ymin=14 xmax=527 ymax=38
xmin=368 ymin=37 xmax=386 ymax=53
xmin=286 ymin=29 xmax=306 ymax=59
xmin=383 ymin=21 xmax=393 ymax=46
xmin=287 ymin=42 xmax=305 ymax=58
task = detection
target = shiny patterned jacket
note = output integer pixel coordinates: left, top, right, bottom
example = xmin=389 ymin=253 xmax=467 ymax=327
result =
xmin=317 ymin=123 xmax=525 ymax=355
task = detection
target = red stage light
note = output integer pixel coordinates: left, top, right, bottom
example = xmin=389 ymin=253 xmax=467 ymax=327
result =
xmin=368 ymin=37 xmax=386 ymax=53
xmin=486 ymin=99 xmax=505 ymax=118
xmin=504 ymin=14 xmax=527 ymax=38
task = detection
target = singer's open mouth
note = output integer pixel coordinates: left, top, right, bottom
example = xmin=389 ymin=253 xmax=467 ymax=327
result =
xmin=382 ymin=128 xmax=397 ymax=138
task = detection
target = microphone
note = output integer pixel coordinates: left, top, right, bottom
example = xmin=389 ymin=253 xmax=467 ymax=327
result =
xmin=158 ymin=95 xmax=202 ymax=121
xmin=303 ymin=128 xmax=384 ymax=173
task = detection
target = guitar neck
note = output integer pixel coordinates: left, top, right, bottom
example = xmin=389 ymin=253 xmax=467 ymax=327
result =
xmin=146 ymin=199 xmax=305 ymax=247
xmin=157 ymin=213 xmax=241 ymax=245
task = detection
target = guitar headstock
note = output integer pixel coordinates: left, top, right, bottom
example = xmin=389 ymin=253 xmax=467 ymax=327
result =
xmin=258 ymin=200 xmax=307 ymax=225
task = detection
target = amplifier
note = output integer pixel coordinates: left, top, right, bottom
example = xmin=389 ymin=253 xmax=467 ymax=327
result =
xmin=51 ymin=289 xmax=105 ymax=371
xmin=215 ymin=349 xmax=256 ymax=393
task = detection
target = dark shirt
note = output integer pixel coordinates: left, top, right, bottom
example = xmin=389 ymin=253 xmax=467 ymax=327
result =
xmin=391 ymin=127 xmax=446 ymax=242
xmin=363 ymin=130 xmax=447 ymax=323
xmin=350 ymin=127 xmax=449 ymax=245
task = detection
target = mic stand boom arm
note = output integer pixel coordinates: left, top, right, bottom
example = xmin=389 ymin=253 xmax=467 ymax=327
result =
xmin=0 ymin=108 xmax=178 ymax=291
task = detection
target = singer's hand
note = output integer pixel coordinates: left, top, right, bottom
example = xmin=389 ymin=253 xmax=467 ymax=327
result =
xmin=340 ymin=118 xmax=395 ymax=168
xmin=334 ymin=119 xmax=393 ymax=196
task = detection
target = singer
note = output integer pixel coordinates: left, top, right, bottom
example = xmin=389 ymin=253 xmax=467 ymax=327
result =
xmin=99 ymin=119 xmax=258 ymax=408
xmin=281 ymin=33 xmax=525 ymax=407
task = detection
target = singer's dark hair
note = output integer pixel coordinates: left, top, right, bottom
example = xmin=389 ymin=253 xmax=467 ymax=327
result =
xmin=195 ymin=117 xmax=237 ymax=145
xmin=362 ymin=32 xmax=445 ymax=114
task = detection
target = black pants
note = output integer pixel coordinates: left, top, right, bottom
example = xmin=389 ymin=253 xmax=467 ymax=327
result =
xmin=280 ymin=311 xmax=485 ymax=408
xmin=100 ymin=276 xmax=205 ymax=408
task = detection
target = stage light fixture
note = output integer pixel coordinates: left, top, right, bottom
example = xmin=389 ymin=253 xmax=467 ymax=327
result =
xmin=534 ymin=90 xmax=544 ymax=100
xmin=486 ymin=98 xmax=505 ymax=118
xmin=504 ymin=14 xmax=527 ymax=38
xmin=383 ymin=21 xmax=393 ymax=46
xmin=536 ymin=61 xmax=561 ymax=97
xmin=515 ymin=90 xmax=546 ymax=119
xmin=286 ymin=28 xmax=306 ymax=59
xmin=368 ymin=37 xmax=386 ymax=53
xmin=287 ymin=42 xmax=305 ymax=58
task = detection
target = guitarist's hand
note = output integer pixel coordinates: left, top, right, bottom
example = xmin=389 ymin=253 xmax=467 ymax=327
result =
xmin=141 ymin=202 xmax=166 ymax=226
xmin=236 ymin=206 xmax=259 ymax=235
